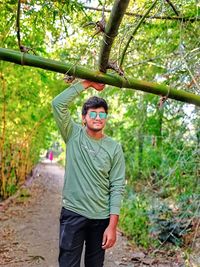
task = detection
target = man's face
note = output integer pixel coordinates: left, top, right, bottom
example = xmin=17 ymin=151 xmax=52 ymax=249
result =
xmin=82 ymin=107 xmax=107 ymax=132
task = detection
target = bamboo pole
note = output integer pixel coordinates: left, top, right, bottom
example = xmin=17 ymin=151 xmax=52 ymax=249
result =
xmin=0 ymin=48 xmax=200 ymax=106
xmin=98 ymin=0 xmax=130 ymax=72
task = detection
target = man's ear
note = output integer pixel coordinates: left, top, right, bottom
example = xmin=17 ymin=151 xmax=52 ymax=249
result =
xmin=82 ymin=115 xmax=86 ymax=126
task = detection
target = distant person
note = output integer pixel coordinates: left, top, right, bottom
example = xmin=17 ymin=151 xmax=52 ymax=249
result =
xmin=52 ymin=80 xmax=125 ymax=267
xmin=49 ymin=150 xmax=53 ymax=162
xmin=46 ymin=150 xmax=49 ymax=159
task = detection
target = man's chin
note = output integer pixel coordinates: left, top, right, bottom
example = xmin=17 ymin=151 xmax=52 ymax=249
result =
xmin=92 ymin=127 xmax=103 ymax=132
xmin=88 ymin=126 xmax=103 ymax=132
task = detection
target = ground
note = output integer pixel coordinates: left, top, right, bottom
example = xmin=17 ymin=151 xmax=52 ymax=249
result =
xmin=0 ymin=162 xmax=199 ymax=267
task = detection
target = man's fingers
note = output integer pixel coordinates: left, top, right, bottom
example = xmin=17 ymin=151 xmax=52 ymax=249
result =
xmin=102 ymin=242 xmax=113 ymax=249
xmin=102 ymin=233 xmax=107 ymax=247
xmin=102 ymin=238 xmax=115 ymax=249
xmin=102 ymin=226 xmax=117 ymax=249
xmin=90 ymin=82 xmax=105 ymax=91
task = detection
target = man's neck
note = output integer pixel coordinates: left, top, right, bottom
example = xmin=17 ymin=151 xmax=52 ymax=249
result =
xmin=86 ymin=128 xmax=104 ymax=139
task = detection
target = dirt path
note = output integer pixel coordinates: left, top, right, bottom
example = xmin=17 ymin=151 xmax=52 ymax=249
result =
xmin=0 ymin=162 xmax=134 ymax=267
xmin=0 ymin=162 xmax=197 ymax=267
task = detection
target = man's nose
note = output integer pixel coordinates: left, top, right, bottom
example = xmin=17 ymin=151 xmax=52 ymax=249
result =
xmin=95 ymin=114 xmax=103 ymax=119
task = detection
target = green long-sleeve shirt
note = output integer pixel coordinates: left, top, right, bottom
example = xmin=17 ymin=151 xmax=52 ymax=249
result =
xmin=52 ymin=82 xmax=125 ymax=219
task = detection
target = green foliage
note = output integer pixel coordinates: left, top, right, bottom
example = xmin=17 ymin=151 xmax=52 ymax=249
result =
xmin=6 ymin=183 xmax=18 ymax=196
xmin=0 ymin=61 xmax=59 ymax=198
xmin=119 ymin=193 xmax=154 ymax=248
xmin=149 ymin=204 xmax=190 ymax=246
xmin=120 ymin=190 xmax=199 ymax=248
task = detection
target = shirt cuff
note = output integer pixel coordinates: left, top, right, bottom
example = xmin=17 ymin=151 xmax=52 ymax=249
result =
xmin=110 ymin=206 xmax=120 ymax=215
xmin=74 ymin=82 xmax=85 ymax=94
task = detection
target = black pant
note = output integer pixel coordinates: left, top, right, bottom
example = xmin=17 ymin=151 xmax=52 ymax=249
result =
xmin=59 ymin=208 xmax=109 ymax=267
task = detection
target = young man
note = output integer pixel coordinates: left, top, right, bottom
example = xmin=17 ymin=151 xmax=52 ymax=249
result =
xmin=52 ymin=80 xmax=125 ymax=267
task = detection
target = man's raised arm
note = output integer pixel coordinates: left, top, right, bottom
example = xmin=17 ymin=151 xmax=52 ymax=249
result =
xmin=51 ymin=81 xmax=105 ymax=142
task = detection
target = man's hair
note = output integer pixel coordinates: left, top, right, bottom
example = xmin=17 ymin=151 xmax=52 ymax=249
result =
xmin=82 ymin=96 xmax=108 ymax=115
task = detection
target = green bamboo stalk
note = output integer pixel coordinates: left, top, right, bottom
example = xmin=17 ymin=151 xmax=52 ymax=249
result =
xmin=120 ymin=0 xmax=158 ymax=67
xmin=0 ymin=47 xmax=200 ymax=106
xmin=98 ymin=0 xmax=130 ymax=73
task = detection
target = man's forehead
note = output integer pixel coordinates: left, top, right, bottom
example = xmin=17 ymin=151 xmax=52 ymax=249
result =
xmin=87 ymin=107 xmax=106 ymax=112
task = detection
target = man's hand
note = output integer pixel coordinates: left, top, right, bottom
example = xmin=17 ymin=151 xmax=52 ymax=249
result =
xmin=82 ymin=80 xmax=105 ymax=91
xmin=91 ymin=81 xmax=105 ymax=91
xmin=102 ymin=225 xmax=117 ymax=249
xmin=102 ymin=214 xmax=119 ymax=249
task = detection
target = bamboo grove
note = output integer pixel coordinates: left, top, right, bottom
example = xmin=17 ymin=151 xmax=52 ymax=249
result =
xmin=0 ymin=66 xmax=54 ymax=198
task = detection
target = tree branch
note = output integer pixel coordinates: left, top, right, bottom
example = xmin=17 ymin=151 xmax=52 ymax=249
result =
xmin=98 ymin=0 xmax=130 ymax=73
xmin=120 ymin=0 xmax=158 ymax=67
xmin=165 ymin=0 xmax=179 ymax=16
xmin=83 ymin=6 xmax=199 ymax=22
xmin=0 ymin=48 xmax=200 ymax=106
xmin=16 ymin=0 xmax=21 ymax=49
